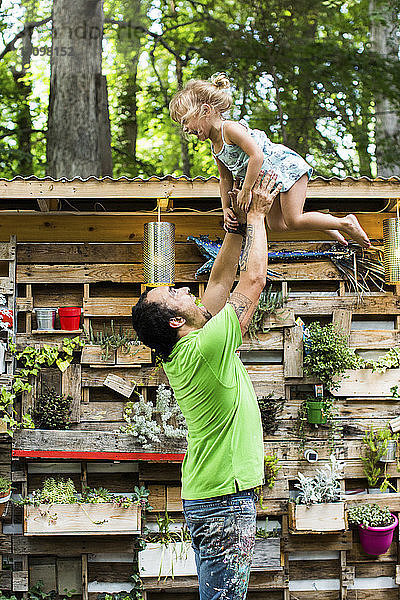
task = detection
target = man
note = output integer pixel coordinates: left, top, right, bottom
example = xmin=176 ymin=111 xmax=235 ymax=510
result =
xmin=132 ymin=171 xmax=281 ymax=599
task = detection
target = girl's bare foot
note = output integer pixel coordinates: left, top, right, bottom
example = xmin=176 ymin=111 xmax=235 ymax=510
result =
xmin=341 ymin=214 xmax=371 ymax=248
xmin=325 ymin=229 xmax=348 ymax=246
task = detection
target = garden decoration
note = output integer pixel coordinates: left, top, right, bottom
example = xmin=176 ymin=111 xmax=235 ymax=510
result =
xmin=361 ymin=426 xmax=399 ymax=492
xmin=15 ymin=477 xmax=150 ymax=536
xmin=296 ymin=396 xmax=341 ymax=451
xmin=188 ymin=237 xmax=384 ymax=294
xmin=289 ymin=456 xmax=346 ymax=533
xmin=348 ymin=504 xmax=398 ymax=555
xmin=122 ymin=384 xmax=187 ymax=448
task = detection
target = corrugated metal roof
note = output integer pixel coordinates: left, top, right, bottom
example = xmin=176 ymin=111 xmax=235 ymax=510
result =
xmin=0 ymin=174 xmax=400 ymax=183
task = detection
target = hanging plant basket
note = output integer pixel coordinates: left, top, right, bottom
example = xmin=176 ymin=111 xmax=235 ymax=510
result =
xmin=379 ymin=440 xmax=397 ymax=463
xmin=0 ymin=487 xmax=11 ymax=518
xmin=24 ymin=503 xmax=141 ymax=536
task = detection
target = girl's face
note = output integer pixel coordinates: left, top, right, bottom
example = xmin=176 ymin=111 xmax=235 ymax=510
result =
xmin=182 ymin=105 xmax=213 ymax=141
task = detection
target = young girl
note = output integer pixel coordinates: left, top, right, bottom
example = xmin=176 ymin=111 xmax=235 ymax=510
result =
xmin=169 ymin=73 xmax=370 ymax=248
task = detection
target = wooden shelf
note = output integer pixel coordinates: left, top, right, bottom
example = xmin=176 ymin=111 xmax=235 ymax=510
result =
xmin=31 ymin=329 xmax=83 ymax=334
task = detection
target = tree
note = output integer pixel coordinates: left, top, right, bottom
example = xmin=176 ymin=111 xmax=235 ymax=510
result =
xmin=46 ymin=0 xmax=112 ymax=178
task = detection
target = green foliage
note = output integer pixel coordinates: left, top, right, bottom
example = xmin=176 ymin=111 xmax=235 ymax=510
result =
xmin=248 ymin=286 xmax=287 ymax=339
xmin=303 ymin=322 xmax=362 ymax=390
xmin=257 ymin=393 xmax=285 ymax=434
xmin=98 ymin=573 xmax=144 ymax=600
xmin=264 ymin=454 xmax=281 ymax=489
xmin=0 ymin=475 xmax=11 ymax=494
xmin=83 ymin=321 xmax=139 ymax=360
xmin=361 ymin=426 xmax=398 ymax=491
xmin=14 ymin=477 xmax=151 ymax=511
xmin=144 ymin=510 xmax=191 ymax=545
xmin=367 ymin=348 xmax=400 ymax=373
xmin=295 ymin=455 xmax=343 ymax=506
xmin=348 ymin=503 xmax=394 ymax=528
xmin=255 ymin=518 xmax=280 ymax=539
xmin=31 ymin=387 xmax=72 ymax=430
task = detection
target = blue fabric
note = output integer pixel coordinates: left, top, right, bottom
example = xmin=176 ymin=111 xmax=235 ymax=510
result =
xmin=182 ymin=489 xmax=258 ymax=599
xmin=212 ymin=119 xmax=313 ymax=192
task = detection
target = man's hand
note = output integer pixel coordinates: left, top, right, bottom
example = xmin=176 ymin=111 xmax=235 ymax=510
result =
xmin=228 ymin=183 xmax=247 ymax=226
xmin=223 ymin=207 xmax=239 ymax=231
xmin=249 ymin=171 xmax=282 ymax=216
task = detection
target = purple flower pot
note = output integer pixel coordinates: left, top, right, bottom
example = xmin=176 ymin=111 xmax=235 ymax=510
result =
xmin=358 ymin=513 xmax=398 ymax=555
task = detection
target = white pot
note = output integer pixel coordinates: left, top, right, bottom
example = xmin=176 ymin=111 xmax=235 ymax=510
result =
xmin=139 ymin=542 xmax=197 ymax=578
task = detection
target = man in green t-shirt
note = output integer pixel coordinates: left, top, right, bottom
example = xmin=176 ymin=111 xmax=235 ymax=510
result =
xmin=132 ymin=171 xmax=281 ymax=599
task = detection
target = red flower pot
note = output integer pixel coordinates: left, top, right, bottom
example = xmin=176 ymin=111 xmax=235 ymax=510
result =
xmin=0 ymin=488 xmax=11 ymax=518
xmin=358 ymin=513 xmax=398 ymax=555
xmin=58 ymin=307 xmax=82 ymax=330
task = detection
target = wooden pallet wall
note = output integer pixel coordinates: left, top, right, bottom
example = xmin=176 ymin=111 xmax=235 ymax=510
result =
xmin=0 ymin=221 xmax=399 ymax=600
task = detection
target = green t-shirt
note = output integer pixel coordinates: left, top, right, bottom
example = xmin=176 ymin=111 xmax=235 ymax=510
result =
xmin=163 ymin=303 xmax=265 ymax=500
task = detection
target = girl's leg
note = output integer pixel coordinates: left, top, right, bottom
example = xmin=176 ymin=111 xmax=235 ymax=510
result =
xmin=266 ymin=191 xmax=347 ymax=244
xmin=280 ymin=175 xmax=371 ymax=248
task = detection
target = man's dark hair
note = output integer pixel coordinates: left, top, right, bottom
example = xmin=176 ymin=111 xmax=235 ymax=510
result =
xmin=132 ymin=289 xmax=179 ymax=362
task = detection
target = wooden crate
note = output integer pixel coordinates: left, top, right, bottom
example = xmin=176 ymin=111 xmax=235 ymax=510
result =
xmin=139 ymin=542 xmax=197 ymax=578
xmin=24 ymin=503 xmax=141 ymax=536
xmin=288 ymin=501 xmax=347 ymax=534
xmin=81 ymin=343 xmax=151 ymax=366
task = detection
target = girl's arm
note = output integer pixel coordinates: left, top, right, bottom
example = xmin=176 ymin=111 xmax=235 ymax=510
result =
xmin=215 ymin=157 xmax=238 ymax=230
xmin=223 ymin=121 xmax=264 ymax=210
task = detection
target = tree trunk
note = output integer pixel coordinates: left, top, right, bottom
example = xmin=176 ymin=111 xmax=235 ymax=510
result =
xmin=11 ymin=23 xmax=33 ymax=175
xmin=176 ymin=57 xmax=191 ymax=177
xmin=370 ymin=0 xmax=400 ymax=176
xmin=46 ymin=0 xmax=112 ymax=178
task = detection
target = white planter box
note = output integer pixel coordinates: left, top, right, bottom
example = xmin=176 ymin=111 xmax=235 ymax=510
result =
xmin=139 ymin=542 xmax=197 ymax=579
xmin=288 ymin=501 xmax=346 ymax=533
xmin=24 ymin=503 xmax=141 ymax=536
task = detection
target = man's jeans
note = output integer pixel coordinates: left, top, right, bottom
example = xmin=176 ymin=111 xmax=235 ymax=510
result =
xmin=182 ymin=489 xmax=257 ymax=600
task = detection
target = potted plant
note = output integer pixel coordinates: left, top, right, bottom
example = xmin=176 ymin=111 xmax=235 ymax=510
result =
xmin=306 ymin=397 xmax=327 ymax=425
xmin=15 ymin=477 xmax=149 ymax=536
xmin=361 ymin=426 xmax=398 ymax=493
xmin=289 ymin=455 xmax=346 ymax=533
xmin=0 ymin=475 xmax=11 ymax=518
xmin=257 ymin=394 xmax=285 ymax=434
xmin=296 ymin=396 xmax=341 ymax=451
xmin=58 ymin=307 xmax=82 ymax=331
xmin=348 ymin=503 xmax=398 ymax=555
xmin=139 ymin=511 xmax=196 ymax=580
xmin=248 ymin=285 xmax=288 ymax=338
xmin=251 ymin=519 xmax=282 ymax=571
xmin=256 ymin=454 xmax=280 ymax=509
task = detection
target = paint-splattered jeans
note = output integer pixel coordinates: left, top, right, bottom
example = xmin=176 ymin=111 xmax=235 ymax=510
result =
xmin=182 ymin=489 xmax=257 ymax=600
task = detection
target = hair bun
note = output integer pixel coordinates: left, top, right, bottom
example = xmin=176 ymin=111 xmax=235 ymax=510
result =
xmin=210 ymin=72 xmax=230 ymax=90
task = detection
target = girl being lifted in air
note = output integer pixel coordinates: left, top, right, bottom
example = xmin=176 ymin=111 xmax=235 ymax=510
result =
xmin=169 ymin=73 xmax=370 ymax=248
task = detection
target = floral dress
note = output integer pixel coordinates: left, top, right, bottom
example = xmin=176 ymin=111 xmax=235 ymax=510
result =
xmin=212 ymin=119 xmax=313 ymax=192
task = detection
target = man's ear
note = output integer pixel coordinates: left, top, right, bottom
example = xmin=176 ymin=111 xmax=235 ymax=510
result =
xmin=169 ymin=316 xmax=186 ymax=329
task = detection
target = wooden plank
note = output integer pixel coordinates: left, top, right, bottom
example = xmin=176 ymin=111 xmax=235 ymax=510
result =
xmin=80 ymin=401 xmax=125 ymax=422
xmin=0 ymin=571 xmax=11 ymax=590
xmin=12 ymin=571 xmax=28 ymax=592
xmin=13 ymin=535 xmax=137 ymax=555
xmin=166 ymin=485 xmax=183 ymax=511
xmin=332 ymin=369 xmax=400 ymax=397
xmin=81 ymin=345 xmax=115 ymax=365
xmin=104 ymin=374 xmax=136 ymax=398
xmin=83 ymin=297 xmax=137 ymax=316
xmin=349 ymin=330 xmax=400 ymax=349
xmin=142 ymin=571 xmax=286 ymax=591
xmin=240 ymin=331 xmax=284 ymax=351
xmin=17 ymin=261 xmax=342 ymax=284
xmin=1 ymin=176 xmax=399 ymax=199
xmin=286 ymin=295 xmax=400 ymax=315
xmin=116 ymin=344 xmax=152 ymax=365
xmin=333 ymin=309 xmax=352 ymax=336
xmin=282 ymin=531 xmax=352 ymax=552
xmin=288 ymin=502 xmax=346 ymax=533
xmin=283 ymin=325 xmax=303 ymax=378
xmin=62 ymin=364 xmax=81 ymax=423
xmin=0 ymin=212 xmax=385 ymax=242
xmin=13 ymin=429 xmax=187 ymax=456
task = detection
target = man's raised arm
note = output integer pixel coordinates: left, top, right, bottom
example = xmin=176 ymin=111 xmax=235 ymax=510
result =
xmin=228 ymin=173 xmax=281 ymax=335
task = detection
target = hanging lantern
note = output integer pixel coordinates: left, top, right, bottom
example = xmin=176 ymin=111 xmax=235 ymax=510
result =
xmin=143 ymin=222 xmax=175 ymax=287
xmin=383 ymin=217 xmax=400 ymax=284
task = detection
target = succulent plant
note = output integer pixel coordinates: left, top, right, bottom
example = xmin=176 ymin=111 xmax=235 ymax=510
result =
xmin=0 ymin=475 xmax=11 ymax=494
xmin=31 ymin=387 xmax=72 ymax=430
xmin=348 ymin=503 xmax=394 ymax=529
xmin=295 ymin=455 xmax=343 ymax=506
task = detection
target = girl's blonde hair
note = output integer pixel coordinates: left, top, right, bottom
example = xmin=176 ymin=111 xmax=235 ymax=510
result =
xmin=169 ymin=73 xmax=232 ymax=125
